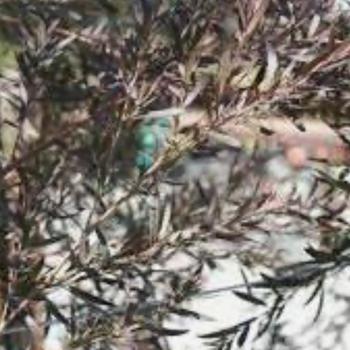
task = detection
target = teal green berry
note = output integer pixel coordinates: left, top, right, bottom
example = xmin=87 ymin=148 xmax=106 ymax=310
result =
xmin=141 ymin=130 xmax=157 ymax=151
xmin=135 ymin=125 xmax=152 ymax=140
xmin=134 ymin=117 xmax=172 ymax=172
xmin=135 ymin=151 xmax=154 ymax=172
xmin=135 ymin=127 xmax=156 ymax=150
xmin=154 ymin=117 xmax=171 ymax=129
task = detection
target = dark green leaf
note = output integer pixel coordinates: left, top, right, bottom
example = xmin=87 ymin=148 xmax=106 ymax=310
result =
xmin=233 ymin=290 xmax=266 ymax=306
xmin=200 ymin=318 xmax=256 ymax=339
xmin=304 ymin=245 xmax=332 ymax=262
xmin=30 ymin=234 xmax=68 ymax=248
xmin=237 ymin=323 xmax=250 ymax=347
xmin=313 ymin=288 xmax=325 ymax=322
xmin=46 ymin=297 xmax=71 ymax=328
xmin=259 ymin=126 xmax=274 ymax=135
xmin=305 ymin=278 xmax=324 ymax=305
xmin=69 ymin=286 xmax=115 ymax=307
xmin=145 ymin=324 xmax=188 ymax=336
xmin=168 ymin=306 xmax=202 ymax=320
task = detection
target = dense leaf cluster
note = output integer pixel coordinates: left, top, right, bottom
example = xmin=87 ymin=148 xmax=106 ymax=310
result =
xmin=0 ymin=1 xmax=350 ymax=349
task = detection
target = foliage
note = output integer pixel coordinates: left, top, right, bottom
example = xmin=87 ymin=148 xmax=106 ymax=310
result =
xmin=0 ymin=1 xmax=350 ymax=349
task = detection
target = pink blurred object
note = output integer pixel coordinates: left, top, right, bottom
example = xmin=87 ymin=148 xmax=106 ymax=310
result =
xmin=177 ymin=109 xmax=350 ymax=168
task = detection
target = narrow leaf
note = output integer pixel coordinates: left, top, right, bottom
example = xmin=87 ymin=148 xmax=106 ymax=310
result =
xmin=70 ymin=286 xmax=115 ymax=307
xmin=233 ymin=290 xmax=266 ymax=306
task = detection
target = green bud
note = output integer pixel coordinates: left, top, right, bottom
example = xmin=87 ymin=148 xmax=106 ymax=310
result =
xmin=135 ymin=151 xmax=154 ymax=172
xmin=141 ymin=131 xmax=157 ymax=151
xmin=135 ymin=126 xmax=155 ymax=147
xmin=154 ymin=117 xmax=171 ymax=129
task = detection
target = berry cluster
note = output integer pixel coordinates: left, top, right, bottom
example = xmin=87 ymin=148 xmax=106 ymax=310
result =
xmin=134 ymin=117 xmax=172 ymax=173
